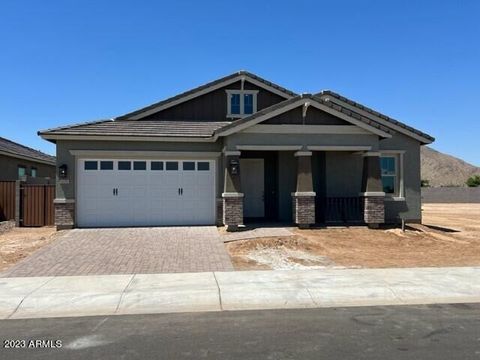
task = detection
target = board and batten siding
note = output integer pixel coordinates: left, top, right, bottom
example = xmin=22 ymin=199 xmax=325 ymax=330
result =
xmin=140 ymin=81 xmax=286 ymax=122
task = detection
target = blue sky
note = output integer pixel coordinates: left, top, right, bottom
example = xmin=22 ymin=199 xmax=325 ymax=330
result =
xmin=1 ymin=0 xmax=479 ymax=165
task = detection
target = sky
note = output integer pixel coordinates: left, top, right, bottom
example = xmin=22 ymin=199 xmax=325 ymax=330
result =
xmin=1 ymin=0 xmax=479 ymax=165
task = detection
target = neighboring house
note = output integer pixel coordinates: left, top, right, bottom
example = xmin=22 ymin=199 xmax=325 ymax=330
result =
xmin=0 ymin=136 xmax=56 ymax=181
xmin=38 ymin=71 xmax=434 ymax=230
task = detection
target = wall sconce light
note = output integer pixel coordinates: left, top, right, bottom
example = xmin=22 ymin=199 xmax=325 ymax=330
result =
xmin=229 ymin=159 xmax=239 ymax=175
xmin=59 ymin=164 xmax=68 ymax=179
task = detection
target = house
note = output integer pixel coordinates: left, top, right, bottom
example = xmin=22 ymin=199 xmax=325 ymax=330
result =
xmin=0 ymin=136 xmax=56 ymax=181
xmin=38 ymin=71 xmax=434 ymax=230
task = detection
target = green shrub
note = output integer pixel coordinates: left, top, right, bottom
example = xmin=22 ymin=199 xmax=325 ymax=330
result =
xmin=466 ymin=175 xmax=480 ymax=187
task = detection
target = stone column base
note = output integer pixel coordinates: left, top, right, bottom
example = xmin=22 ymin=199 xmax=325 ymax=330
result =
xmin=222 ymin=193 xmax=243 ymax=232
xmin=292 ymin=192 xmax=316 ymax=228
xmin=54 ymin=200 xmax=75 ymax=230
xmin=363 ymin=196 xmax=385 ymax=227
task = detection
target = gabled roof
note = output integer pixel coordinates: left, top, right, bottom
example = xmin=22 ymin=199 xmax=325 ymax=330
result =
xmin=116 ymin=70 xmax=297 ymax=120
xmin=0 ymin=136 xmax=55 ymax=165
xmin=317 ymin=90 xmax=434 ymax=144
xmin=38 ymin=71 xmax=434 ymax=145
xmin=39 ymin=119 xmax=231 ymax=140
xmin=215 ymin=94 xmax=394 ymax=138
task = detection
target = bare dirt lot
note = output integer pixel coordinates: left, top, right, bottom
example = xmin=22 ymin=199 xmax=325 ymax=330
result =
xmin=226 ymin=204 xmax=480 ymax=270
xmin=0 ymin=226 xmax=58 ymax=273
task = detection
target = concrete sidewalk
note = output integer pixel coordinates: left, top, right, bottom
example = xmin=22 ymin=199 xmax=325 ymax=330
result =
xmin=1 ymin=267 xmax=479 ymax=319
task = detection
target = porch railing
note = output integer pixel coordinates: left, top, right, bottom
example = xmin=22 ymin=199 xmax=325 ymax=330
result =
xmin=319 ymin=197 xmax=364 ymax=224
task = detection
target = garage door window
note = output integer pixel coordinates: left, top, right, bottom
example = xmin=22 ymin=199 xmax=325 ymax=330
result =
xmin=151 ymin=161 xmax=164 ymax=170
xmin=100 ymin=161 xmax=113 ymax=170
xmin=118 ymin=161 xmax=131 ymax=170
xmin=197 ymin=162 xmax=210 ymax=171
xmin=133 ymin=161 xmax=147 ymax=170
xmin=84 ymin=161 xmax=98 ymax=170
xmin=183 ymin=161 xmax=195 ymax=171
xmin=166 ymin=161 xmax=178 ymax=170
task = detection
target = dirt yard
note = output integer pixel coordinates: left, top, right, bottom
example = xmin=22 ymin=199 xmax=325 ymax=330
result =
xmin=226 ymin=204 xmax=480 ymax=270
xmin=0 ymin=226 xmax=58 ymax=273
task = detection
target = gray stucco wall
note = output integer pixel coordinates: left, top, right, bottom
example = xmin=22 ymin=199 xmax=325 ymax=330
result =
xmin=0 ymin=154 xmax=55 ymax=181
xmin=379 ymin=133 xmax=422 ymax=223
xmin=325 ymin=152 xmax=363 ymax=197
xmin=55 ymin=125 xmax=424 ymax=225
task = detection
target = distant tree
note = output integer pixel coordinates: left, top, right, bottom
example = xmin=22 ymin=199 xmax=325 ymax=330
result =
xmin=421 ymin=179 xmax=430 ymax=187
xmin=466 ymin=175 xmax=480 ymax=187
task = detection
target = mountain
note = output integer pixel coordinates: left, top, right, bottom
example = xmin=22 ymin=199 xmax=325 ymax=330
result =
xmin=421 ymin=146 xmax=480 ymax=187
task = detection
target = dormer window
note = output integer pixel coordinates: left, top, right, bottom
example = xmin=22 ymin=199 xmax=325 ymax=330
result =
xmin=226 ymin=90 xmax=258 ymax=117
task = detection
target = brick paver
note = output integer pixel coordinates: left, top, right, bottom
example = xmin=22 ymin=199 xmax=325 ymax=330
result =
xmin=1 ymin=227 xmax=233 ymax=277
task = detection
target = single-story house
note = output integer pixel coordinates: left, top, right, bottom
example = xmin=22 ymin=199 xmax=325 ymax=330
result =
xmin=39 ymin=71 xmax=434 ymax=230
xmin=0 ymin=136 xmax=56 ymax=181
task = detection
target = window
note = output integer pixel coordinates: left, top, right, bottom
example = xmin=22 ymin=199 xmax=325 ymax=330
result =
xmin=118 ymin=161 xmax=131 ymax=170
xmin=100 ymin=161 xmax=113 ymax=170
xmin=380 ymin=156 xmax=396 ymax=194
xmin=31 ymin=168 xmax=37 ymax=178
xmin=151 ymin=161 xmax=164 ymax=170
xmin=84 ymin=161 xmax=98 ymax=170
xmin=18 ymin=166 xmax=26 ymax=178
xmin=244 ymin=94 xmax=254 ymax=114
xmin=226 ymin=90 xmax=258 ymax=117
xmin=197 ymin=162 xmax=210 ymax=171
xmin=133 ymin=161 xmax=146 ymax=170
xmin=183 ymin=161 xmax=195 ymax=171
xmin=230 ymin=93 xmax=241 ymax=114
xmin=166 ymin=161 xmax=178 ymax=171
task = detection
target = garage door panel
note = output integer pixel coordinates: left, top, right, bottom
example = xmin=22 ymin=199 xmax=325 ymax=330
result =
xmin=77 ymin=158 xmax=215 ymax=227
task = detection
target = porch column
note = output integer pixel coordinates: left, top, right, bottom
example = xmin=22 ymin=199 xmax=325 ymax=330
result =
xmin=292 ymin=151 xmax=316 ymax=228
xmin=360 ymin=152 xmax=385 ymax=228
xmin=222 ymin=151 xmax=243 ymax=231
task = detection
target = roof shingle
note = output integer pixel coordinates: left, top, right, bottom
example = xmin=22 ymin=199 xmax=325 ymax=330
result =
xmin=39 ymin=120 xmax=231 ymax=138
xmin=318 ymin=90 xmax=434 ymax=143
xmin=0 ymin=137 xmax=55 ymax=164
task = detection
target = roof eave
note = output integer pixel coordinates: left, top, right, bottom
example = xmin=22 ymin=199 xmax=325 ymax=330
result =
xmin=0 ymin=150 xmax=56 ymax=166
xmin=116 ymin=71 xmax=298 ymax=121
xmin=215 ymin=94 xmax=393 ymax=138
xmin=39 ymin=133 xmax=218 ymax=143
xmin=317 ymin=91 xmax=435 ymax=144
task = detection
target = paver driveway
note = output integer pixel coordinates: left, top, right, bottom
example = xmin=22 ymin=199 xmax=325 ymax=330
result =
xmin=1 ymin=227 xmax=233 ymax=277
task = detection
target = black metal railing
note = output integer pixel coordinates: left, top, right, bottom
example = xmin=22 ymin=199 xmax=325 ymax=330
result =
xmin=319 ymin=197 xmax=364 ymax=224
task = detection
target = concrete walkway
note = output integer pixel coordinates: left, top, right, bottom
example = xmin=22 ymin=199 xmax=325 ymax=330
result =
xmin=1 ymin=267 xmax=479 ymax=319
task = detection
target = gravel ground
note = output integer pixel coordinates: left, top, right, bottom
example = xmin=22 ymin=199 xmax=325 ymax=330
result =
xmin=0 ymin=227 xmax=58 ymax=273
xmin=226 ymin=204 xmax=480 ymax=270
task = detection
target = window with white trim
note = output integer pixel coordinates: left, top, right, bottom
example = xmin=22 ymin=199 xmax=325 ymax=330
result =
xmin=226 ymin=90 xmax=258 ymax=117
xmin=380 ymin=156 xmax=397 ymax=195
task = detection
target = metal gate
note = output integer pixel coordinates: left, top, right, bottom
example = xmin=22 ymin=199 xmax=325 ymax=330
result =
xmin=20 ymin=184 xmax=55 ymax=226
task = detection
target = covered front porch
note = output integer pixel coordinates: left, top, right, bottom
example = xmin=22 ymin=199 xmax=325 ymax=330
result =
xmin=220 ymin=146 xmax=386 ymax=231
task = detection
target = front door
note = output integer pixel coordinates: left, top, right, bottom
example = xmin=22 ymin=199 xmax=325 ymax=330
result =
xmin=240 ymin=158 xmax=265 ymax=218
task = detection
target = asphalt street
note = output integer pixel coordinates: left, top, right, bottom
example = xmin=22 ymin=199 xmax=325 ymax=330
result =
xmin=0 ymin=304 xmax=479 ymax=359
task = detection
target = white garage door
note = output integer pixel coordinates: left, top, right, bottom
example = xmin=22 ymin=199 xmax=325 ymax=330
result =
xmin=76 ymin=159 xmax=216 ymax=227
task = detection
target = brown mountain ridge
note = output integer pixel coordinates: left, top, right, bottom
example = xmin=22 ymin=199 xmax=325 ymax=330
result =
xmin=421 ymin=146 xmax=480 ymax=187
